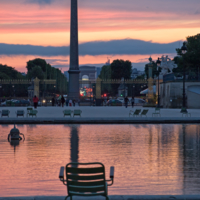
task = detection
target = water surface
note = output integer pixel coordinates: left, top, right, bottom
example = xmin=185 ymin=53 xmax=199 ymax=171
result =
xmin=0 ymin=124 xmax=200 ymax=196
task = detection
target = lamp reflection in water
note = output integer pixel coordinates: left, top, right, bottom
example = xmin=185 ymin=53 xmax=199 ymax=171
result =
xmin=70 ymin=126 xmax=79 ymax=163
xmin=182 ymin=124 xmax=186 ymax=194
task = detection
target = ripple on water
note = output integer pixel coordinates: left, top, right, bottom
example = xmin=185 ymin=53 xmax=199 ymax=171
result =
xmin=0 ymin=124 xmax=200 ymax=196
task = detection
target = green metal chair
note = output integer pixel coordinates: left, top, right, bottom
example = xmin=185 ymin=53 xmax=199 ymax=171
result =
xmin=129 ymin=109 xmax=141 ymax=117
xmin=73 ymin=110 xmax=82 ymax=117
xmin=16 ymin=110 xmax=24 ymax=117
xmin=59 ymin=162 xmax=114 ymax=200
xmin=140 ymin=109 xmax=149 ymax=117
xmin=27 ymin=107 xmax=33 ymax=117
xmin=1 ymin=110 xmax=10 ymax=117
xmin=181 ymin=108 xmax=191 ymax=117
xmin=152 ymin=108 xmax=161 ymax=117
xmin=28 ymin=110 xmax=38 ymax=117
xmin=63 ymin=110 xmax=73 ymax=117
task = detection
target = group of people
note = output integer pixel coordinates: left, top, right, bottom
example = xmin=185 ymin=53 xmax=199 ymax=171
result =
xmin=33 ymin=95 xmax=135 ymax=108
xmin=52 ymin=96 xmax=80 ymax=107
xmin=61 ymin=96 xmax=78 ymax=107
xmin=124 ymin=96 xmax=135 ymax=108
xmin=32 ymin=95 xmax=80 ymax=108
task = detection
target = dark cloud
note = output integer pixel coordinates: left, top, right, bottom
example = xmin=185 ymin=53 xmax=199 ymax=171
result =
xmin=0 ymin=43 xmax=68 ymax=56
xmin=79 ymin=39 xmax=179 ymax=55
xmin=26 ymin=0 xmax=54 ymax=4
xmin=0 ymin=39 xmax=180 ymax=56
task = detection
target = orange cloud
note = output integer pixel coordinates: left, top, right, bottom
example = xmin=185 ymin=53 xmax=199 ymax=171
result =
xmin=0 ymin=1 xmax=200 ymax=47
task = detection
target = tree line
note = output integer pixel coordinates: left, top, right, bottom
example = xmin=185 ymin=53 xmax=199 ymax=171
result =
xmin=0 ymin=58 xmax=67 ymax=97
xmin=143 ymin=33 xmax=200 ymax=80
xmin=1 ymin=33 xmax=199 ymax=98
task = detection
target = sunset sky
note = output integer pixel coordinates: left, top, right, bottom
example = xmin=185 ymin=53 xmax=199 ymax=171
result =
xmin=0 ymin=0 xmax=200 ymax=72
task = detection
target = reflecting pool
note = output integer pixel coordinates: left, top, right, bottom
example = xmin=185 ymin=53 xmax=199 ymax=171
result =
xmin=0 ymin=124 xmax=200 ymax=197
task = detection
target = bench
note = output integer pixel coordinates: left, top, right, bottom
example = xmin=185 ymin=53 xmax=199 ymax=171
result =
xmin=59 ymin=162 xmax=114 ymax=200
xmin=16 ymin=110 xmax=24 ymax=117
xmin=28 ymin=110 xmax=38 ymax=117
xmin=129 ymin=109 xmax=141 ymax=117
xmin=152 ymin=108 xmax=161 ymax=117
xmin=1 ymin=110 xmax=10 ymax=117
xmin=63 ymin=110 xmax=73 ymax=117
xmin=140 ymin=109 xmax=149 ymax=117
xmin=73 ymin=110 xmax=82 ymax=117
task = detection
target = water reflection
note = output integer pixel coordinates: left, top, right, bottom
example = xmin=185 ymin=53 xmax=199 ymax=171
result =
xmin=9 ymin=140 xmax=20 ymax=153
xmin=1 ymin=124 xmax=200 ymax=196
xmin=8 ymin=125 xmax=25 ymax=153
xmin=181 ymin=124 xmax=200 ymax=194
xmin=182 ymin=124 xmax=186 ymax=194
xmin=70 ymin=126 xmax=79 ymax=163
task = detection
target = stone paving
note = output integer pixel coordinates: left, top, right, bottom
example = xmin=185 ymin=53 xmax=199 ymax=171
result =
xmin=0 ymin=106 xmax=200 ymax=118
xmin=0 ymin=106 xmax=200 ymax=124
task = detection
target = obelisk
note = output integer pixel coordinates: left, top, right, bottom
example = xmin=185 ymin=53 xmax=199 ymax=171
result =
xmin=68 ymin=0 xmax=80 ymax=100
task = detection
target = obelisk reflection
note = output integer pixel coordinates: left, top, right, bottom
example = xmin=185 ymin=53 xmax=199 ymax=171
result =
xmin=70 ymin=126 xmax=79 ymax=163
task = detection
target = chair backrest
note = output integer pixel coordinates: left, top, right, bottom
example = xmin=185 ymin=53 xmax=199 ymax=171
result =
xmin=63 ymin=110 xmax=71 ymax=115
xmin=17 ymin=110 xmax=24 ymax=115
xmin=66 ymin=162 xmax=106 ymax=196
xmin=181 ymin=108 xmax=187 ymax=113
xmin=30 ymin=110 xmax=37 ymax=114
xmin=2 ymin=110 xmax=9 ymax=115
xmin=27 ymin=108 xmax=33 ymax=111
xmin=141 ymin=109 xmax=148 ymax=115
xmin=155 ymin=108 xmax=160 ymax=113
xmin=134 ymin=109 xmax=141 ymax=115
xmin=74 ymin=110 xmax=81 ymax=115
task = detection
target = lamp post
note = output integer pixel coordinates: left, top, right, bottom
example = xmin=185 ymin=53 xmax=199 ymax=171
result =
xmin=147 ymin=57 xmax=154 ymax=103
xmin=156 ymin=57 xmax=161 ymax=108
xmin=132 ymin=85 xmax=135 ymax=97
xmin=93 ymin=85 xmax=95 ymax=105
xmin=181 ymin=42 xmax=187 ymax=113
xmin=0 ymin=85 xmax=2 ymax=98
xmin=123 ymin=77 xmax=125 ymax=97
xmin=12 ymin=85 xmax=15 ymax=97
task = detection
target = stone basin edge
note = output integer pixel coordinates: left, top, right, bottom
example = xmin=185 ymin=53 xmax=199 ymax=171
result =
xmin=0 ymin=118 xmax=200 ymax=124
xmin=1 ymin=195 xmax=200 ymax=200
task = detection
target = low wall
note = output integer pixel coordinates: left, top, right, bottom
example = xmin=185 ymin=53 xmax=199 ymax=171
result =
xmin=1 ymin=195 xmax=200 ymax=200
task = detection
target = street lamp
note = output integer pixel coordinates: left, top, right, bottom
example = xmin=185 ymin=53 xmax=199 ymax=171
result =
xmin=93 ymin=85 xmax=95 ymax=105
xmin=132 ymin=85 xmax=135 ymax=97
xmin=181 ymin=42 xmax=187 ymax=113
xmin=147 ymin=57 xmax=153 ymax=103
xmin=0 ymin=85 xmax=2 ymax=98
xmin=12 ymin=85 xmax=15 ymax=97
xmin=156 ymin=57 xmax=161 ymax=108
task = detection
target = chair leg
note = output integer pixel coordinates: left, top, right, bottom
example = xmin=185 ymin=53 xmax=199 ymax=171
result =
xmin=64 ymin=196 xmax=70 ymax=200
xmin=106 ymin=196 xmax=109 ymax=200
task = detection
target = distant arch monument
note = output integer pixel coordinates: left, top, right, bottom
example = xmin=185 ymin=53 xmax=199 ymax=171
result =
xmin=79 ymin=66 xmax=96 ymax=81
